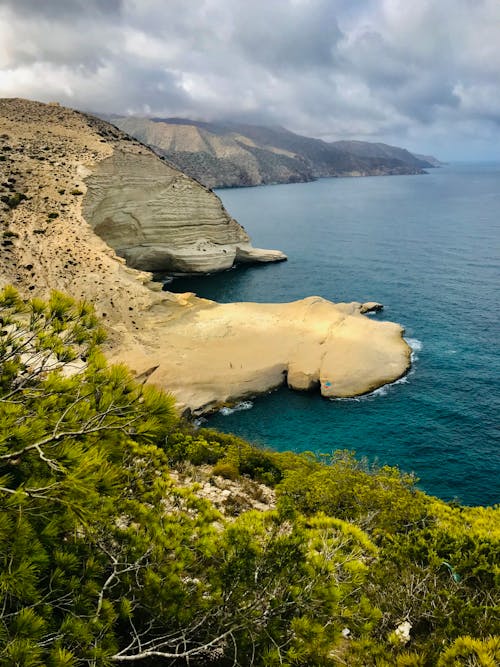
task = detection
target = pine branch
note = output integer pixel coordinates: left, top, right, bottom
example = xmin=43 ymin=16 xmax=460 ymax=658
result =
xmin=0 ymin=409 xmax=140 ymax=462
xmin=94 ymin=549 xmax=152 ymax=622
xmin=111 ymin=627 xmax=241 ymax=662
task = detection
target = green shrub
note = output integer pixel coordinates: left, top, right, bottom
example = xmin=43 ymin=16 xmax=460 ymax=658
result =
xmin=198 ymin=429 xmax=286 ymax=484
xmin=0 ymin=192 xmax=27 ymax=209
xmin=165 ymin=430 xmax=226 ymax=465
xmin=437 ymin=636 xmax=500 ymax=666
xmin=276 ymin=449 xmax=429 ymax=533
xmin=212 ymin=461 xmax=239 ymax=480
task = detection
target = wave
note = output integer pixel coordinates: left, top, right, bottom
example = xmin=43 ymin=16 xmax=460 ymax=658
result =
xmin=332 ymin=355 xmax=415 ymax=403
xmin=371 ymin=374 xmax=410 ymax=397
xmin=406 ymin=337 xmax=423 ymax=351
xmin=219 ymin=401 xmax=254 ymax=416
xmin=364 ymin=340 xmax=421 ymax=399
xmin=405 ymin=337 xmax=423 ymax=362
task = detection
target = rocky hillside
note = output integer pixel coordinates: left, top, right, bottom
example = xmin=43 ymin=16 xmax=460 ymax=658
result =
xmin=109 ymin=116 xmax=437 ymax=188
xmin=331 ymin=140 xmax=428 ymax=169
xmin=109 ymin=116 xmax=316 ymax=188
xmin=0 ymin=98 xmax=410 ymax=414
xmin=412 ymin=152 xmax=445 ymax=167
xmin=0 ymin=98 xmax=284 ymax=278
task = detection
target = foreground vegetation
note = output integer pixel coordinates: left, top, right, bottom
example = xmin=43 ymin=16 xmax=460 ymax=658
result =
xmin=0 ymin=287 xmax=498 ymax=666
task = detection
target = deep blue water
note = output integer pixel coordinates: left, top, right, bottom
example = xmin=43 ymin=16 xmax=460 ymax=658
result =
xmin=169 ymin=165 xmax=500 ymax=506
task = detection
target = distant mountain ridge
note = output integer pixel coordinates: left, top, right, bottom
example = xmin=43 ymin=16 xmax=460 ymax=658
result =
xmin=331 ymin=140 xmax=426 ymax=169
xmin=108 ymin=115 xmax=440 ymax=188
xmin=412 ymin=153 xmax=446 ymax=167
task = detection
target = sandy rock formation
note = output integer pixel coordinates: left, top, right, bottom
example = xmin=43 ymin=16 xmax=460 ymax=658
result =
xmin=359 ymin=301 xmax=383 ymax=314
xmin=0 ymin=98 xmax=410 ymax=414
xmin=110 ymin=296 xmax=410 ymax=414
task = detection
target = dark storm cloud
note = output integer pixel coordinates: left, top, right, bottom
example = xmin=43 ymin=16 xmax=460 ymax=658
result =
xmin=234 ymin=0 xmax=343 ymax=70
xmin=0 ymin=0 xmax=123 ymax=71
xmin=1 ymin=0 xmax=123 ymax=20
xmin=0 ymin=0 xmax=499 ymax=158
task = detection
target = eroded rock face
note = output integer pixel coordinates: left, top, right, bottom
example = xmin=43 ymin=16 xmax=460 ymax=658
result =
xmin=82 ymin=150 xmax=285 ymax=273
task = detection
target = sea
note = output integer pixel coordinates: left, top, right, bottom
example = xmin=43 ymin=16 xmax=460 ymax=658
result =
xmin=168 ymin=164 xmax=500 ymax=507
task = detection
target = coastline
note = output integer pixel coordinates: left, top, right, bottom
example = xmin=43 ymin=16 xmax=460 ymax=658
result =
xmin=106 ymin=295 xmax=412 ymax=416
xmin=0 ymin=98 xmax=412 ymax=420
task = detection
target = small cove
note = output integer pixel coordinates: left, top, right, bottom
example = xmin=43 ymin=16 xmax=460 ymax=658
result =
xmin=169 ymin=164 xmax=500 ymax=506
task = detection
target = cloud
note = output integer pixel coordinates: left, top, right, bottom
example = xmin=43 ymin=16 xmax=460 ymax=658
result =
xmin=0 ymin=0 xmax=499 ymax=158
xmin=1 ymin=0 xmax=123 ymax=19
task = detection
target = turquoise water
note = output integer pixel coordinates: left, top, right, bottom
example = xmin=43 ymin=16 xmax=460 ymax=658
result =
xmin=169 ymin=165 xmax=500 ymax=506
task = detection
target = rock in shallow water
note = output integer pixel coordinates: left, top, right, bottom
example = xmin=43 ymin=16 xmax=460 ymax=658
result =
xmin=360 ymin=301 xmax=383 ymax=313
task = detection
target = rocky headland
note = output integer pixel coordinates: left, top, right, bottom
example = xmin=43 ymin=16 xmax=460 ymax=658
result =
xmin=0 ymin=98 xmax=410 ymax=413
xmin=81 ymin=144 xmax=286 ymax=274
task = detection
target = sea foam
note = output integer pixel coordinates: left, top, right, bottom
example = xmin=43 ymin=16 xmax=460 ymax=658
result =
xmin=219 ymin=401 xmax=254 ymax=416
xmin=405 ymin=337 xmax=423 ymax=360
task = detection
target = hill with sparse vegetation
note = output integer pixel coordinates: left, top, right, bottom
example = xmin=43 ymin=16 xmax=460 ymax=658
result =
xmin=108 ymin=116 xmax=438 ymax=188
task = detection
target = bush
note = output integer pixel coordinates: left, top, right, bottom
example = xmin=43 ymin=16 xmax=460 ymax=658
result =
xmin=212 ymin=461 xmax=239 ymax=480
xmin=276 ymin=450 xmax=429 ymax=534
xmin=437 ymin=636 xmax=500 ymax=666
xmin=0 ymin=192 xmax=27 ymax=208
xmin=165 ymin=430 xmax=226 ymax=464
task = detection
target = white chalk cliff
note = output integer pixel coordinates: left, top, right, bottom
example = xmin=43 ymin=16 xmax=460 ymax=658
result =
xmin=82 ymin=149 xmax=286 ymax=273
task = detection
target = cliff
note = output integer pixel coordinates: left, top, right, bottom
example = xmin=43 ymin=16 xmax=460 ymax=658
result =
xmin=0 ymin=98 xmax=410 ymax=413
xmin=81 ymin=147 xmax=286 ymax=273
xmin=0 ymin=99 xmax=284 ymax=276
xmin=108 ymin=116 xmax=434 ymax=188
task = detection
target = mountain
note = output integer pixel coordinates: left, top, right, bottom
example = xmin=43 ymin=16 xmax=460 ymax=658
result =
xmin=108 ymin=116 xmax=435 ymax=188
xmin=412 ymin=152 xmax=445 ymax=167
xmin=108 ymin=116 xmax=316 ymax=188
xmin=331 ymin=140 xmax=431 ymax=169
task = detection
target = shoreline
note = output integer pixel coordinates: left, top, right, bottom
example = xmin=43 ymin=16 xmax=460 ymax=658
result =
xmin=0 ymin=98 xmax=413 ymax=422
xmin=107 ymin=295 xmax=412 ymax=417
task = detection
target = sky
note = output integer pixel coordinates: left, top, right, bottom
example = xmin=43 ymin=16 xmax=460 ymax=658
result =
xmin=0 ymin=0 xmax=499 ymax=160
